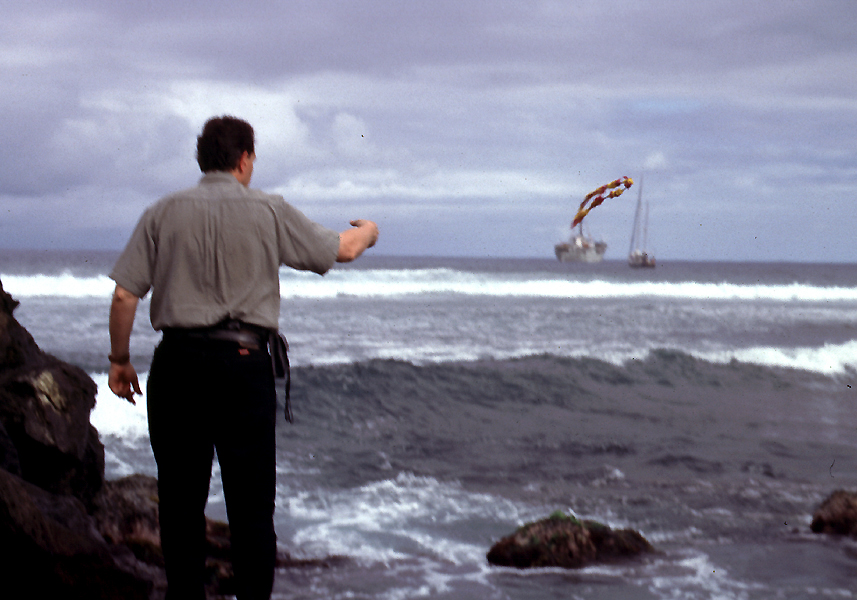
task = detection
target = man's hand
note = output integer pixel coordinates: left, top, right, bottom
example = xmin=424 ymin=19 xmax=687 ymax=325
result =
xmin=349 ymin=219 xmax=379 ymax=247
xmin=109 ymin=361 xmax=141 ymax=405
xmin=337 ymin=219 xmax=379 ymax=262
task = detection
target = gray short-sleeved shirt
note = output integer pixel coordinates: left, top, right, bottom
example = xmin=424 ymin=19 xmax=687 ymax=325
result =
xmin=110 ymin=172 xmax=340 ymax=331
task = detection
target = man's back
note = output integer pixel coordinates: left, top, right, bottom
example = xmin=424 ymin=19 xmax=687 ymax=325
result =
xmin=110 ymin=171 xmax=339 ymax=331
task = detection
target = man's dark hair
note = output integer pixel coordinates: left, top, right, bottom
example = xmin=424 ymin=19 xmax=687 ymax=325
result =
xmin=196 ymin=116 xmax=255 ymax=172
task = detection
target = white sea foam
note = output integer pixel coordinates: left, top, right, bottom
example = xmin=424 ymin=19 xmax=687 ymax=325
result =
xmin=283 ymin=269 xmax=857 ymax=302
xmin=90 ymin=371 xmax=151 ymax=442
xmin=698 ymin=340 xmax=857 ymax=376
xmin=1 ymin=273 xmax=116 ymax=298
xmin=647 ymin=551 xmax=765 ymax=600
xmin=5 ymin=268 xmax=857 ymax=303
xmin=311 ymin=338 xmax=857 ymax=376
xmin=285 ymin=472 xmax=526 ymax=564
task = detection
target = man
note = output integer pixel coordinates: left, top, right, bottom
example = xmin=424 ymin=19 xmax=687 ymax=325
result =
xmin=108 ymin=115 xmax=378 ymax=599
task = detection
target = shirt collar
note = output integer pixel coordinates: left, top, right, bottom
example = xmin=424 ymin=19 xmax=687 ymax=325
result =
xmin=199 ymin=171 xmax=241 ymax=185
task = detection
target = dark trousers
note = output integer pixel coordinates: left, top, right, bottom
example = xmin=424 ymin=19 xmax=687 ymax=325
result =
xmin=147 ymin=335 xmax=277 ymax=600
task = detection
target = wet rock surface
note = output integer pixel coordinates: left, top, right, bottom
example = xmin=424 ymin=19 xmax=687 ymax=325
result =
xmin=811 ymin=489 xmax=857 ymax=537
xmin=487 ymin=511 xmax=655 ymax=569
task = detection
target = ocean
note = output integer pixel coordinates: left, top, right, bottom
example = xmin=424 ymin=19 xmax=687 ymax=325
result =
xmin=2 ymin=249 xmax=857 ymax=599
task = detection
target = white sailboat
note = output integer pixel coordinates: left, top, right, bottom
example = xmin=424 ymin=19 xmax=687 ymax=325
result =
xmin=628 ymin=177 xmax=655 ymax=268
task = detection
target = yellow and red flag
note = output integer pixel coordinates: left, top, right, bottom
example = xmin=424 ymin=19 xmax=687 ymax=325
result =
xmin=572 ymin=176 xmax=634 ymax=227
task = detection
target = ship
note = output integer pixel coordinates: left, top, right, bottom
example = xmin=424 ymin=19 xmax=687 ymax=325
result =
xmin=554 ymin=224 xmax=607 ymax=263
xmin=628 ymin=177 xmax=655 ymax=268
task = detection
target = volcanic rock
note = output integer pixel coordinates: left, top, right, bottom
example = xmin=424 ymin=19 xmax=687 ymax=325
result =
xmin=487 ymin=511 xmax=654 ymax=569
xmin=811 ymin=490 xmax=857 ymax=536
xmin=0 ymin=281 xmax=104 ymax=505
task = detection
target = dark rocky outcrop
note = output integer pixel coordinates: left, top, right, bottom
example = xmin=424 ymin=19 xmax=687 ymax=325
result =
xmin=810 ymin=490 xmax=857 ymax=537
xmin=0 ymin=278 xmax=347 ymax=599
xmin=487 ymin=511 xmax=654 ymax=569
xmin=0 ymin=279 xmax=154 ymax=598
xmin=0 ymin=285 xmax=154 ymax=595
xmin=0 ymin=466 xmax=153 ymax=599
xmin=0 ymin=281 xmax=104 ymax=506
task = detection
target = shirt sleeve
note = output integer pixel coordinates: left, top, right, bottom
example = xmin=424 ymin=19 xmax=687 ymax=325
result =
xmin=109 ymin=209 xmax=157 ymax=298
xmin=273 ymin=200 xmax=340 ymax=275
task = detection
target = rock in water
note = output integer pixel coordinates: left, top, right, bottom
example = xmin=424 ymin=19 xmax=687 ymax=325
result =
xmin=811 ymin=490 xmax=857 ymax=536
xmin=487 ymin=512 xmax=654 ymax=569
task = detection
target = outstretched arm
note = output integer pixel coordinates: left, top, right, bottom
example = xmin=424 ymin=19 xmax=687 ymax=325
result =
xmin=337 ymin=219 xmax=379 ymax=262
xmin=108 ymin=284 xmax=142 ymax=404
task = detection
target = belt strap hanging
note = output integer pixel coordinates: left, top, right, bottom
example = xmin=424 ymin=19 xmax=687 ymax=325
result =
xmin=268 ymin=332 xmax=293 ymax=423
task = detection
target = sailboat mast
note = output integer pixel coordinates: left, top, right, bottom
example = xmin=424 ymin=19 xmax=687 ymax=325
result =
xmin=628 ymin=176 xmax=644 ymax=255
xmin=642 ymin=197 xmax=650 ymax=251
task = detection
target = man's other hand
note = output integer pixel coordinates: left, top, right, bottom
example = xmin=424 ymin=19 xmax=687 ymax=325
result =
xmin=109 ymin=362 xmax=142 ymax=405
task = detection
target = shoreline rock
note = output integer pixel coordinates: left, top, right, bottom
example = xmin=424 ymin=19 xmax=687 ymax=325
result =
xmin=487 ymin=511 xmax=655 ymax=569
xmin=1 ymin=279 xmax=158 ymax=598
xmin=0 ymin=278 xmax=347 ymax=599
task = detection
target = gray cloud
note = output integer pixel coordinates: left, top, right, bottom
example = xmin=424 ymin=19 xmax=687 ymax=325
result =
xmin=0 ymin=0 xmax=855 ymax=260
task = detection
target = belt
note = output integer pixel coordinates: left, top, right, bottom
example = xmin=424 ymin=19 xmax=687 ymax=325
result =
xmin=166 ymin=328 xmax=264 ymax=349
xmin=163 ymin=320 xmax=268 ymax=349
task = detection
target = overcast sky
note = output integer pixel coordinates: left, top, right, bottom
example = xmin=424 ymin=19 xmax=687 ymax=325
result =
xmin=1 ymin=1 xmax=855 ymax=262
